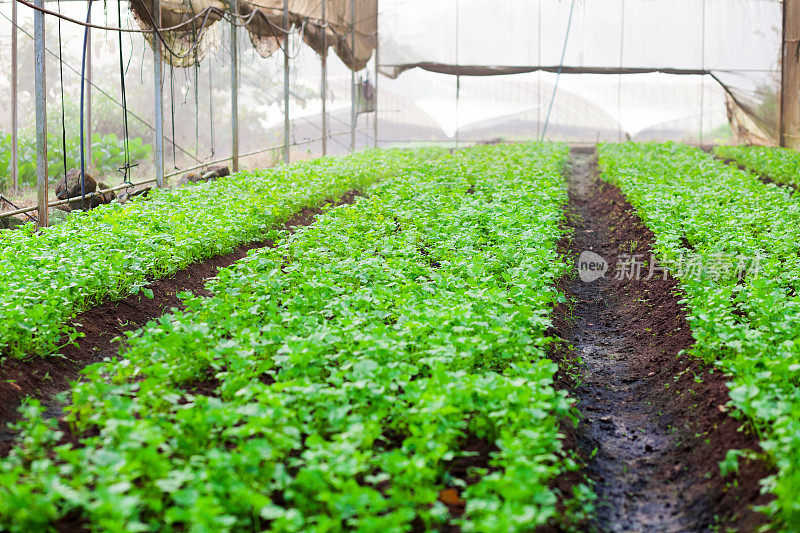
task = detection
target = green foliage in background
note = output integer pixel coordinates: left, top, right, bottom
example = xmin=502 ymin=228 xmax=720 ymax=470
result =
xmin=0 ymin=130 xmax=151 ymax=190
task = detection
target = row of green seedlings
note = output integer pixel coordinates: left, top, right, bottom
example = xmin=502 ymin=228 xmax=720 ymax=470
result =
xmin=599 ymin=141 xmax=800 ymax=527
xmin=0 ymin=149 xmax=441 ymax=359
xmin=0 ymin=143 xmax=594 ymax=532
xmin=713 ymin=144 xmax=800 ymax=188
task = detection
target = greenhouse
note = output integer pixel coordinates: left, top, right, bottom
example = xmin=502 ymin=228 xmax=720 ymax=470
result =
xmin=0 ymin=0 xmax=799 ymax=531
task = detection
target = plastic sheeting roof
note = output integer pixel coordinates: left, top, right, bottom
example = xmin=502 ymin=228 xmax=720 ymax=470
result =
xmin=131 ymin=0 xmax=376 ymax=69
xmin=378 ymin=0 xmax=781 ymax=141
xmin=379 ymin=0 xmax=779 ymax=74
xmin=131 ymin=0 xmax=783 ymax=143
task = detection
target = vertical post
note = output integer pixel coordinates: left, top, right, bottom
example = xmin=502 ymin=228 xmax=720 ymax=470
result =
xmin=455 ymin=75 xmax=460 ymax=148
xmin=11 ymin=0 xmax=18 ymax=192
xmin=780 ymin=0 xmax=800 ymax=148
xmin=617 ymin=0 xmax=624 ymax=142
xmin=231 ymin=0 xmax=239 ymax=171
xmin=699 ymin=0 xmax=705 ymax=143
xmin=154 ymin=0 xmax=164 ymax=187
xmin=209 ymin=62 xmax=215 ymax=157
xmin=86 ymin=20 xmax=92 ymax=170
xmin=373 ymin=2 xmax=378 ymax=149
xmin=34 ymin=0 xmax=48 ymax=227
xmin=350 ymin=0 xmax=356 ymax=152
xmin=283 ymin=0 xmax=290 ymax=164
xmin=536 ymin=0 xmax=541 ymax=139
xmin=454 ymin=0 xmax=459 ymax=148
xmin=321 ymin=0 xmax=328 ymax=156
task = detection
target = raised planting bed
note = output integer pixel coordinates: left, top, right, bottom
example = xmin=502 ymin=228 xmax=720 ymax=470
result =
xmin=0 ymin=144 xmax=593 ymax=531
xmin=0 ymin=149 xmax=443 ymax=359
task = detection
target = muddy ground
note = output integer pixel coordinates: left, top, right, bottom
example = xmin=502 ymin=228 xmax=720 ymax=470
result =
xmin=0 ymin=191 xmax=364 ymax=455
xmin=554 ymin=149 xmax=772 ymax=531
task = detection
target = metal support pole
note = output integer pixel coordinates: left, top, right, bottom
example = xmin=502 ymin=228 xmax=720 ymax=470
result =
xmin=454 ymin=0 xmax=459 ymax=148
xmin=34 ymin=0 xmax=48 ymax=227
xmin=86 ymin=21 xmax=92 ymax=170
xmin=536 ymin=0 xmax=541 ymax=139
xmin=11 ymin=0 xmax=18 ymax=192
xmin=373 ymin=3 xmax=378 ymax=149
xmin=617 ymin=0 xmax=624 ymax=142
xmin=79 ymin=0 xmax=93 ymax=204
xmin=283 ymin=0 xmax=290 ymax=164
xmin=231 ymin=0 xmax=239 ymax=171
xmin=350 ymin=0 xmax=356 ymax=152
xmin=780 ymin=0 xmax=800 ymax=148
xmin=455 ymin=74 xmax=460 ymax=148
xmin=153 ymin=0 xmax=164 ymax=187
xmin=699 ymin=0 xmax=705 ymax=143
xmin=321 ymin=0 xmax=328 ymax=156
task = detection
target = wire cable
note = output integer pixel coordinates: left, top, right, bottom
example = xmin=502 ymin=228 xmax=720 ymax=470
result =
xmin=56 ymin=0 xmax=69 ymax=183
xmin=0 ymin=9 xmax=202 ymax=164
xmin=540 ymin=0 xmax=576 ymax=141
xmin=14 ymin=0 xmax=359 ymax=69
xmin=117 ymin=0 xmax=135 ymax=184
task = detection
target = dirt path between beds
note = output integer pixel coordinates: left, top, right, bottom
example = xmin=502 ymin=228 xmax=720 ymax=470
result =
xmin=0 ymin=190 xmax=364 ymax=454
xmin=557 ymin=149 xmax=771 ymax=531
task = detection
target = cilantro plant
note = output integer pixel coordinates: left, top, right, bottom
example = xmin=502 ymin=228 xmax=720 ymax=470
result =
xmin=0 ymin=144 xmax=593 ymax=531
xmin=599 ymin=141 xmax=800 ymax=527
xmin=0 ymin=149 xmax=440 ymax=359
xmin=714 ymin=144 xmax=800 ymax=187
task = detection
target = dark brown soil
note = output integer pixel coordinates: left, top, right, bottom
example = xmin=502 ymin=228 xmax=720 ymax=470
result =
xmin=555 ymin=150 xmax=772 ymax=531
xmin=0 ymin=190 xmax=365 ymax=454
xmin=406 ymin=436 xmax=500 ymax=532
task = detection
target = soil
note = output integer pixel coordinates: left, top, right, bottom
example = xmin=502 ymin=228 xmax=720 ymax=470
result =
xmin=0 ymin=190 xmax=365 ymax=455
xmin=0 ymin=154 xmax=778 ymax=530
xmin=554 ymin=149 xmax=773 ymax=531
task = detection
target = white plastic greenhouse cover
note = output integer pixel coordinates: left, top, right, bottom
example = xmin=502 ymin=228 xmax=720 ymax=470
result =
xmin=132 ymin=0 xmax=376 ymax=69
xmin=377 ymin=0 xmax=782 ymax=144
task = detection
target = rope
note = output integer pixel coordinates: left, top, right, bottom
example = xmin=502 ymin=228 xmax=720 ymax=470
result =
xmin=16 ymin=0 xmax=357 ymax=69
xmin=134 ymin=1 xmax=215 ymax=61
xmin=263 ymin=14 xmax=306 ymax=60
xmin=540 ymin=0 xmax=576 ymax=142
xmin=14 ymin=0 xmax=223 ymax=34
xmin=19 ymin=0 xmax=297 ymax=63
xmin=14 ymin=0 xmax=357 ymax=35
